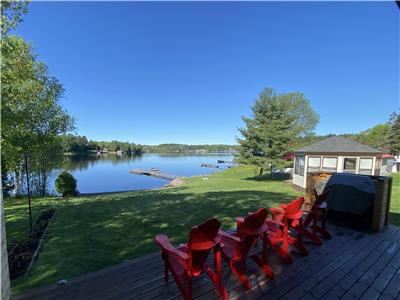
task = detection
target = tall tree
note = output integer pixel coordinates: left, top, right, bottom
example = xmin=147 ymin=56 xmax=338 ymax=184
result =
xmin=237 ymin=88 xmax=319 ymax=176
xmin=1 ymin=36 xmax=75 ymax=194
xmin=356 ymin=123 xmax=391 ymax=152
xmin=388 ymin=111 xmax=400 ymax=155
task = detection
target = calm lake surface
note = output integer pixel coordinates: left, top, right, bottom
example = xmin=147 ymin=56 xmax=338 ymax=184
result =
xmin=59 ymin=153 xmax=234 ymax=194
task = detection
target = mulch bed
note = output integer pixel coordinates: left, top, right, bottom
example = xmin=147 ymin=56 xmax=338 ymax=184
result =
xmin=8 ymin=209 xmax=55 ymax=280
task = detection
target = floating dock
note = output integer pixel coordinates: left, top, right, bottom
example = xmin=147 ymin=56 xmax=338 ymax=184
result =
xmin=217 ymin=160 xmax=234 ymax=164
xmin=128 ymin=169 xmax=179 ymax=180
xmin=200 ymin=163 xmax=220 ymax=169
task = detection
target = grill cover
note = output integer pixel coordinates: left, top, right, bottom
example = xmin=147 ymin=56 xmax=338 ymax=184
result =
xmin=324 ymin=173 xmax=376 ymax=215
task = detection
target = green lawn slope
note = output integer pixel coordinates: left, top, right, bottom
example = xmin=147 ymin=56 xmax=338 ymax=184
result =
xmin=5 ymin=167 xmax=399 ymax=294
xmin=5 ymin=166 xmax=300 ymax=294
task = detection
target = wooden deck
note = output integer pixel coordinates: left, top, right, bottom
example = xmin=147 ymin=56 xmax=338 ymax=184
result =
xmin=14 ymin=224 xmax=400 ymax=300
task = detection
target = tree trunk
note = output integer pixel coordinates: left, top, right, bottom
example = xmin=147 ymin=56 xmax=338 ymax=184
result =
xmin=259 ymin=167 xmax=264 ymax=176
xmin=40 ymin=169 xmax=47 ymax=196
xmin=270 ymin=164 xmax=273 ymax=179
xmin=14 ymin=170 xmax=23 ymax=196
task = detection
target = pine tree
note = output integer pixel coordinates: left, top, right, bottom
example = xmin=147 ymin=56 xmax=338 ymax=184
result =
xmin=237 ymin=88 xmax=319 ymax=177
xmin=388 ymin=111 xmax=400 ymax=155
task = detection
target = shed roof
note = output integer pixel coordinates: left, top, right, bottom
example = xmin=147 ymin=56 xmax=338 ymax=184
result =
xmin=295 ymin=136 xmax=382 ymax=154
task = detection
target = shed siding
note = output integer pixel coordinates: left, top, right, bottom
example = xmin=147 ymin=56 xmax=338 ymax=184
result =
xmin=293 ymin=173 xmax=305 ymax=188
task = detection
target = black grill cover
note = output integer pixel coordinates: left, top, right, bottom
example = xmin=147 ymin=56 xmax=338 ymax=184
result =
xmin=325 ymin=173 xmax=376 ymax=215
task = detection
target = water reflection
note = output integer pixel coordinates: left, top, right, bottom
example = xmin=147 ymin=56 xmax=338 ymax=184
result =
xmin=64 ymin=154 xmax=143 ymax=171
xmin=55 ymin=153 xmax=234 ymax=194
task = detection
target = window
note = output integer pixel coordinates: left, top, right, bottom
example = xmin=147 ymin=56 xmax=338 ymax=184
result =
xmin=343 ymin=158 xmax=357 ymax=173
xmin=294 ymin=155 xmax=305 ymax=176
xmin=359 ymin=158 xmax=373 ymax=175
xmin=308 ymin=157 xmax=321 ymax=172
xmin=322 ymin=157 xmax=337 ymax=172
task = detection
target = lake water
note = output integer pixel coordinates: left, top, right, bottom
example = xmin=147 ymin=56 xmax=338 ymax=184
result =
xmin=60 ymin=153 xmax=234 ymax=194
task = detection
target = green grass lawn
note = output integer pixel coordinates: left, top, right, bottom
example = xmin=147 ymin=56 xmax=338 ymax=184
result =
xmin=389 ymin=173 xmax=400 ymax=226
xmin=5 ymin=166 xmax=301 ymax=294
xmin=5 ymin=167 xmax=400 ymax=295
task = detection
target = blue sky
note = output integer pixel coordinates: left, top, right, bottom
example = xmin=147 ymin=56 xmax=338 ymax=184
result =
xmin=13 ymin=1 xmax=399 ymax=145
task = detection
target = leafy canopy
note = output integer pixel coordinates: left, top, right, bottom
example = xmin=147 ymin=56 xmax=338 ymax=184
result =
xmin=1 ymin=36 xmax=75 ymax=173
xmin=356 ymin=123 xmax=391 ymax=152
xmin=55 ymin=171 xmax=77 ymax=197
xmin=1 ymin=0 xmax=29 ymax=35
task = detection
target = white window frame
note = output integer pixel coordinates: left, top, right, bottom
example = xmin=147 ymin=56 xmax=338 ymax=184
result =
xmin=307 ymin=156 xmax=321 ymax=173
xmin=294 ymin=155 xmax=305 ymax=176
xmin=359 ymin=157 xmax=374 ymax=175
xmin=322 ymin=156 xmax=338 ymax=172
xmin=343 ymin=157 xmax=358 ymax=174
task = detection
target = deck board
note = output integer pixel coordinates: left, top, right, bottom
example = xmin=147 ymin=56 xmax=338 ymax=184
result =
xmin=13 ymin=224 xmax=400 ymax=300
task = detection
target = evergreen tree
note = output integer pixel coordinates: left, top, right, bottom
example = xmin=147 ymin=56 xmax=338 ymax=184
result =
xmin=388 ymin=111 xmax=400 ymax=155
xmin=237 ymin=88 xmax=319 ymax=176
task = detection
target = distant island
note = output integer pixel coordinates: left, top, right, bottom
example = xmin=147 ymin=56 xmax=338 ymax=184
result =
xmin=142 ymin=143 xmax=239 ymax=154
xmin=61 ymin=135 xmax=239 ymax=155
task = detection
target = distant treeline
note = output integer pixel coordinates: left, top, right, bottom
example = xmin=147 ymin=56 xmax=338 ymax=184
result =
xmin=61 ymin=135 xmax=143 ymax=155
xmin=61 ymin=136 xmax=239 ymax=155
xmin=142 ymin=144 xmax=239 ymax=153
xmin=294 ymin=120 xmax=397 ymax=154
xmin=61 ymin=119 xmax=395 ymax=159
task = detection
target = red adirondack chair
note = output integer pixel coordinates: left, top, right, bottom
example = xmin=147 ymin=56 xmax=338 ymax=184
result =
xmin=154 ymin=218 xmax=228 ymax=300
xmin=266 ymin=197 xmax=309 ymax=264
xmin=300 ymin=189 xmax=331 ymax=243
xmin=271 ymin=191 xmax=331 ymax=246
xmin=219 ymin=208 xmax=274 ymax=289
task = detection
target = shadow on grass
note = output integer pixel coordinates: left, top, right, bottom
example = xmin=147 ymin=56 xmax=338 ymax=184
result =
xmin=389 ymin=212 xmax=400 ymax=226
xmin=12 ymin=189 xmax=296 ymax=293
xmin=244 ymin=174 xmax=290 ymax=182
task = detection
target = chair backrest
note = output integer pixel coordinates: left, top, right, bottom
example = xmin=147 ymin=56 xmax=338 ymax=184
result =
xmin=187 ymin=218 xmax=221 ymax=276
xmin=237 ymin=208 xmax=268 ymax=257
xmin=282 ymin=197 xmax=304 ymax=221
xmin=303 ymin=190 xmax=329 ymax=227
xmin=284 ymin=197 xmax=305 ymax=220
xmin=313 ymin=189 xmax=329 ymax=207
xmin=241 ymin=208 xmax=268 ymax=236
xmin=188 ymin=218 xmax=221 ymax=251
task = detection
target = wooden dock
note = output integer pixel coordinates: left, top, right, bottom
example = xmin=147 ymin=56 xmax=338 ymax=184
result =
xmin=128 ymin=169 xmax=179 ymax=180
xmin=14 ymin=224 xmax=400 ymax=300
xmin=217 ymin=160 xmax=234 ymax=164
xmin=200 ymin=163 xmax=220 ymax=169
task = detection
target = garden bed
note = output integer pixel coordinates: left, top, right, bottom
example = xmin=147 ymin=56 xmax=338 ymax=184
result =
xmin=8 ymin=209 xmax=55 ymax=280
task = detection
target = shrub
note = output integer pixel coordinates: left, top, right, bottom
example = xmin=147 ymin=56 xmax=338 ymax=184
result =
xmin=55 ymin=171 xmax=77 ymax=198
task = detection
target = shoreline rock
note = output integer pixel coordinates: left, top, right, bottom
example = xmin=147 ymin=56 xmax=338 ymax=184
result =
xmin=164 ymin=178 xmax=184 ymax=187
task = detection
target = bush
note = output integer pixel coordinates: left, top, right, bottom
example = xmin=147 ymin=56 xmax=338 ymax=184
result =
xmin=55 ymin=171 xmax=77 ymax=198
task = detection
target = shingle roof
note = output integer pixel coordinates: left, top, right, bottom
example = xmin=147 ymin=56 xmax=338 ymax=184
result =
xmin=295 ymin=136 xmax=382 ymax=154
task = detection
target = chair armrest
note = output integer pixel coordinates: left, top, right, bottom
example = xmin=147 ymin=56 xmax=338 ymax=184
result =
xmin=154 ymin=234 xmax=189 ymax=260
xmin=265 ymin=218 xmax=284 ymax=227
xmin=287 ymin=211 xmax=303 ymax=220
xmin=265 ymin=218 xmax=284 ymax=233
xmin=219 ymin=230 xmax=241 ymax=243
xmin=270 ymin=207 xmax=284 ymax=214
xmin=269 ymin=207 xmax=284 ymax=221
xmin=279 ymin=204 xmax=288 ymax=209
xmin=235 ymin=217 xmax=244 ymax=224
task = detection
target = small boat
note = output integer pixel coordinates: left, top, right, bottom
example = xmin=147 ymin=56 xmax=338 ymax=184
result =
xmin=150 ymin=167 xmax=160 ymax=172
